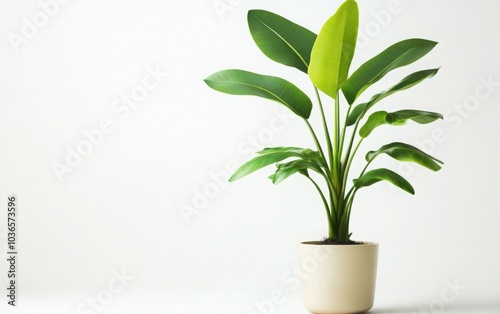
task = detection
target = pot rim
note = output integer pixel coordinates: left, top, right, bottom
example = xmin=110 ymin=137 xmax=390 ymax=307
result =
xmin=300 ymin=241 xmax=378 ymax=246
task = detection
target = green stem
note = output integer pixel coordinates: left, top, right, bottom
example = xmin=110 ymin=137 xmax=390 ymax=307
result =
xmin=338 ymin=105 xmax=353 ymax=160
xmin=303 ymin=117 xmax=339 ymax=232
xmin=345 ymin=154 xmax=373 ymax=198
xmin=307 ymin=176 xmax=336 ymax=240
xmin=304 ymin=118 xmax=326 ymax=162
xmin=337 ymin=134 xmax=364 ymax=242
xmin=342 ymin=138 xmax=364 ymax=194
xmin=344 ymin=189 xmax=357 ymax=241
xmin=358 ymin=158 xmax=373 ymax=179
xmin=324 ymin=94 xmax=342 ymax=227
xmin=333 ymin=94 xmax=341 ymax=178
xmin=320 ymin=170 xmax=338 ymax=220
xmin=342 ymin=118 xmax=362 ymax=171
xmin=314 ymin=86 xmax=333 ymax=170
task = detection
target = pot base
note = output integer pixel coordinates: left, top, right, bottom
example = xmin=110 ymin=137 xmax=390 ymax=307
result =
xmin=299 ymin=242 xmax=379 ymax=314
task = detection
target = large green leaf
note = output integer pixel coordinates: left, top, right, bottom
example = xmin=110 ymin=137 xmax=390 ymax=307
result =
xmin=248 ymin=10 xmax=317 ymax=73
xmin=354 ymin=168 xmax=415 ymax=194
xmin=366 ymin=142 xmax=444 ymax=171
xmin=229 ymin=147 xmax=320 ymax=181
xmin=346 ymin=68 xmax=439 ymax=126
xmin=342 ymin=39 xmax=438 ymax=104
xmin=360 ymin=109 xmax=443 ymax=137
xmin=308 ymin=0 xmax=358 ymax=99
xmin=204 ymin=69 xmax=312 ymax=119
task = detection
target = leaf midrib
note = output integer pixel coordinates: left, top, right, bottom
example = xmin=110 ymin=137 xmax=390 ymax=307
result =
xmin=208 ymin=78 xmax=302 ymax=116
xmin=252 ymin=14 xmax=309 ymax=70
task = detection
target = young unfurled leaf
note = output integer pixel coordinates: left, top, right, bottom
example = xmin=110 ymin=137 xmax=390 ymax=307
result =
xmin=309 ymin=0 xmax=358 ymax=99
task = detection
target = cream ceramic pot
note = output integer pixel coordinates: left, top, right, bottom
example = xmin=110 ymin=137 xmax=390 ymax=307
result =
xmin=299 ymin=242 xmax=379 ymax=314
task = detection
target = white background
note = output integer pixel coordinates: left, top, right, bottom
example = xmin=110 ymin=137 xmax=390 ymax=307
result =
xmin=1 ymin=0 xmax=499 ymax=313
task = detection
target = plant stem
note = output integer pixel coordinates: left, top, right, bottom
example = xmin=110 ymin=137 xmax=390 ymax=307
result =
xmin=304 ymin=117 xmax=339 ymax=239
xmin=326 ymin=94 xmax=341 ymax=228
xmin=342 ymin=118 xmax=361 ymax=170
xmin=342 ymin=138 xmax=364 ymax=191
xmin=333 ymin=94 xmax=341 ymax=178
xmin=338 ymin=105 xmax=352 ymax=159
xmin=358 ymin=158 xmax=373 ymax=180
xmin=321 ymin=170 xmax=338 ymax=219
xmin=307 ymin=175 xmax=336 ymax=240
xmin=344 ymin=190 xmax=357 ymax=240
xmin=337 ymin=115 xmax=363 ymax=242
xmin=314 ymin=86 xmax=333 ymax=170
xmin=304 ymin=118 xmax=326 ymax=162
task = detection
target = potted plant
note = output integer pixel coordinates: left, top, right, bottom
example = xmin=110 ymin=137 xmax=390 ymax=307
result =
xmin=204 ymin=0 xmax=443 ymax=313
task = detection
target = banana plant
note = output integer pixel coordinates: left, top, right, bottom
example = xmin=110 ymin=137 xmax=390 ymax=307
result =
xmin=204 ymin=0 xmax=443 ymax=244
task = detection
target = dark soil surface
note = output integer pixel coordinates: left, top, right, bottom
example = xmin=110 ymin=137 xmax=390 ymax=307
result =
xmin=304 ymin=238 xmax=365 ymax=245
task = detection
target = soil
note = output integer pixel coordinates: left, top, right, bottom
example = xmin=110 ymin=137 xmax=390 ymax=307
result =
xmin=304 ymin=238 xmax=365 ymax=245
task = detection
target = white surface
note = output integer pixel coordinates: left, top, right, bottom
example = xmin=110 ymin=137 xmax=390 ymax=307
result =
xmin=1 ymin=0 xmax=500 ymax=313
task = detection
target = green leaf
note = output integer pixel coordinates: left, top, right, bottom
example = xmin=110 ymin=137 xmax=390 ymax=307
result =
xmin=346 ymin=102 xmax=368 ymax=126
xmin=366 ymin=68 xmax=439 ymax=107
xmin=360 ymin=109 xmax=443 ymax=138
xmin=230 ymin=147 xmax=320 ymax=181
xmin=386 ymin=110 xmax=443 ymax=124
xmin=204 ymin=69 xmax=312 ymax=119
xmin=366 ymin=142 xmax=444 ymax=171
xmin=268 ymin=167 xmax=305 ymax=185
xmin=342 ymin=39 xmax=438 ymax=104
xmin=345 ymin=68 xmax=439 ymax=126
xmin=359 ymin=111 xmax=388 ymax=137
xmin=308 ymin=0 xmax=358 ymax=99
xmin=248 ymin=10 xmax=317 ymax=73
xmin=258 ymin=146 xmax=313 ymax=155
xmin=269 ymin=159 xmax=320 ymax=184
xmin=354 ymin=168 xmax=415 ymax=194
xmin=258 ymin=147 xmax=327 ymax=167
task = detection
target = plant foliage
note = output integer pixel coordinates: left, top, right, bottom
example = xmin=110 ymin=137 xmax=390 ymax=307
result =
xmin=204 ymin=0 xmax=443 ymax=243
